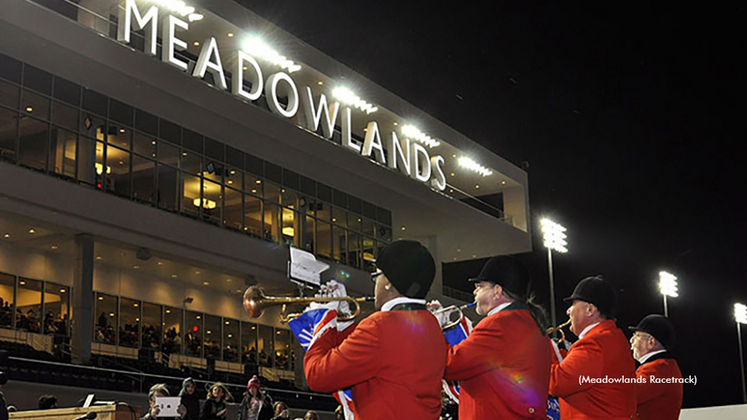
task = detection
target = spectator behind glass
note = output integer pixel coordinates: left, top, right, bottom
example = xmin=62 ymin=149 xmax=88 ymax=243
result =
xmin=200 ymin=382 xmax=230 ymax=420
xmin=142 ymin=384 xmax=169 ymax=420
xmin=38 ymin=395 xmax=58 ymax=410
xmin=303 ymin=411 xmax=319 ymax=420
xmin=271 ymin=401 xmax=290 ymax=420
xmin=178 ymin=377 xmax=199 ymax=420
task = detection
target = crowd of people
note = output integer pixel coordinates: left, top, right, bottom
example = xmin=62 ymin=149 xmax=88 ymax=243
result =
xmin=297 ymin=239 xmax=684 ymax=420
xmin=140 ymin=377 xmax=327 ymax=420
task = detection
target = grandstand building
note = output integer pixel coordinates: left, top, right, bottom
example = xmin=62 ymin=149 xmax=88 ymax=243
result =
xmin=0 ymin=0 xmax=530 ymax=415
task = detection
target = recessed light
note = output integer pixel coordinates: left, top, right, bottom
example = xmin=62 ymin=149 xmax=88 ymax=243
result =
xmin=157 ymin=261 xmax=163 ymax=266
xmin=98 ymin=296 xmax=103 ymax=300
xmin=227 ymin=33 xmax=234 ymax=38
xmin=255 ymin=180 xmax=262 ymax=184
xmin=501 ymin=180 xmax=507 ymax=185
xmin=25 ymin=106 xmax=33 ymax=112
xmin=60 ymin=289 xmax=66 ymax=293
xmin=450 ymin=173 xmax=455 ymax=177
xmin=172 ymin=274 xmax=177 ymax=278
xmin=227 ymin=180 xmax=233 ymax=184
xmin=119 ymin=128 xmax=126 ymax=133
xmin=3 ymin=233 xmax=9 ymax=239
xmin=51 ymin=244 xmax=58 ymax=250
xmin=196 ymin=270 xmax=201 ymax=275
xmin=28 ymin=228 xmax=36 ymax=234
xmin=251 ymin=189 xmax=257 ymax=193
xmin=133 ymin=265 xmax=140 ymax=269
xmin=193 ymin=41 xmax=200 ymax=46
xmin=182 ymin=152 xmax=188 ymax=156
xmin=393 ymin=122 xmax=398 ymax=126
xmin=95 ymin=255 xmax=102 ymax=260
xmin=475 ymin=185 xmax=480 ymax=189
xmin=203 ymin=281 xmax=210 ymax=285
xmin=400 ymin=226 xmax=406 ymax=231
xmin=20 ymin=281 xmax=26 ymax=285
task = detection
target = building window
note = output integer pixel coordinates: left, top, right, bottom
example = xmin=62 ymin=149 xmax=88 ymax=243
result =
xmin=185 ymin=310 xmax=203 ymax=357
xmin=257 ymin=324 xmax=274 ymax=368
xmin=43 ymin=282 xmax=69 ymax=336
xmin=224 ymin=187 xmax=243 ymax=232
xmin=16 ymin=277 xmax=42 ymax=333
xmin=163 ymin=306 xmax=182 ymax=355
xmin=18 ymin=117 xmax=49 ymax=171
xmin=142 ymin=302 xmax=162 ymax=351
xmin=204 ymin=314 xmax=221 ymax=360
xmin=0 ymin=273 xmax=15 ymax=329
xmin=0 ymin=107 xmax=18 ymax=163
xmin=95 ymin=293 xmax=117 ymax=345
xmin=49 ymin=127 xmax=77 ymax=179
xmin=223 ymin=319 xmax=239 ymax=363
xmin=275 ymin=329 xmax=291 ymax=371
xmin=119 ymin=297 xmax=140 ymax=348
xmin=241 ymin=322 xmax=258 ymax=367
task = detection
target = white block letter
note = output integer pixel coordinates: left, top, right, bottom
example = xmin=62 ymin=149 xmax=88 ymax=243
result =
xmin=362 ymin=122 xmax=386 ymax=164
xmin=430 ymin=155 xmax=446 ymax=191
xmin=233 ymin=51 xmax=263 ymax=101
xmin=341 ymin=107 xmax=360 ymax=152
xmin=411 ymin=142 xmax=431 ymax=182
xmin=265 ymin=72 xmax=299 ymax=118
xmin=387 ymin=132 xmax=411 ymax=176
xmin=117 ymin=0 xmax=158 ymax=56
xmin=192 ymin=37 xmax=227 ymax=90
xmin=162 ymin=15 xmax=188 ymax=70
xmin=302 ymin=87 xmax=339 ymax=139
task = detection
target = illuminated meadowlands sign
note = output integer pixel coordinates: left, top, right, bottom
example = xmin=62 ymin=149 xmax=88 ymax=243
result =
xmin=117 ymin=0 xmax=449 ymax=191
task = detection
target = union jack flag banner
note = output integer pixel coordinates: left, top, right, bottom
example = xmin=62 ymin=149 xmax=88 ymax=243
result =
xmin=441 ymin=315 xmax=473 ymax=403
xmin=288 ymin=308 xmax=356 ymax=420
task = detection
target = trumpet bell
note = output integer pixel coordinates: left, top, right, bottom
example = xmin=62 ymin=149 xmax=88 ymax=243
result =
xmin=243 ymin=286 xmax=266 ymax=319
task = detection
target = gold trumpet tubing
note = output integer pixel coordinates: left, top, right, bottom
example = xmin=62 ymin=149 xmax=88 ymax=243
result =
xmin=243 ymin=286 xmax=371 ymax=324
xmin=546 ymin=319 xmax=572 ymax=342
xmin=281 ymin=296 xmax=365 ymax=324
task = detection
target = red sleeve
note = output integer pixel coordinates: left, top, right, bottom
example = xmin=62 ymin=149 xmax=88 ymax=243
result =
xmin=304 ymin=317 xmax=380 ymax=392
xmin=445 ymin=319 xmax=505 ymax=381
xmin=549 ymin=338 xmax=603 ymax=397
xmin=635 ymin=363 xmax=662 ymax=404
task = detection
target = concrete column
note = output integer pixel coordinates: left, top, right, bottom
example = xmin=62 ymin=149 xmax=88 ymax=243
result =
xmin=72 ymin=233 xmax=94 ymax=365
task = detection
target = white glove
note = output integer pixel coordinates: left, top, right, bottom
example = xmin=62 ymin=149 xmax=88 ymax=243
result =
xmin=427 ymin=299 xmax=449 ymax=329
xmin=309 ymin=280 xmax=351 ymax=316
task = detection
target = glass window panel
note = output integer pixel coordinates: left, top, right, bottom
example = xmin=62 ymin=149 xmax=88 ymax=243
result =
xmin=21 ymin=89 xmax=50 ymax=120
xmin=362 ymin=218 xmax=375 ymax=238
xmin=301 ymin=197 xmax=316 ymax=217
xmin=0 ymin=79 xmax=19 ymax=109
xmin=159 ymin=119 xmax=181 ymax=144
xmin=362 ymin=237 xmax=376 ymax=272
xmin=109 ymin=99 xmax=133 ymax=126
xmin=225 ymin=167 xmax=242 ymax=190
xmin=275 ymin=329 xmax=291 ymax=371
xmin=302 ymin=215 xmax=315 ymax=253
xmin=157 ymin=164 xmax=179 ymax=212
xmin=181 ymin=173 xmax=201 ymax=219
xmin=119 ymin=297 xmax=140 ymax=348
xmin=264 ymin=181 xmax=281 ymax=203
xmin=80 ymin=113 xmax=106 ymax=142
xmin=135 ymin=109 xmax=158 ymax=136
xmin=49 ymin=128 xmax=77 ymax=179
xmin=159 ymin=141 xmax=179 ymax=166
xmin=332 ymin=226 xmax=346 ymax=264
xmin=23 ymin=65 xmax=52 ymax=95
xmin=18 ymin=117 xmax=48 ymax=171
xmin=204 ymin=314 xmax=221 ymax=359
xmin=51 ymin=101 xmax=78 ymax=132
xmin=163 ymin=306 xmax=182 ymax=354
xmin=142 ymin=302 xmax=161 ymax=351
xmin=203 ymin=160 xmax=223 ymax=184
xmin=16 ymin=278 xmax=42 ymax=333
xmin=376 ymin=224 xmax=392 ymax=243
xmin=185 ymin=311 xmax=203 ymax=357
xmin=224 ymin=187 xmax=242 ymax=231
xmin=350 ymin=215 xmax=363 ymax=234
xmin=82 ymin=88 xmax=107 ymax=116
xmin=106 ymin=144 xmax=131 ymax=198
xmin=0 ymin=273 xmax=15 ymax=329
xmin=133 ymin=131 xmax=157 ymax=157
xmin=332 ymin=207 xmax=347 ymax=229
xmin=132 ymin=155 xmax=155 ymax=204
xmin=317 ymin=221 xmax=332 ymax=260
xmin=0 ymin=107 xmax=18 ymax=163
xmin=316 ymin=201 xmax=330 ymax=222
xmin=348 ymin=232 xmax=362 ymax=269
xmin=95 ymin=293 xmax=117 ymax=344
xmin=223 ymin=318 xmax=239 ymax=362
xmin=43 ymin=283 xmax=69 ymax=336
xmin=264 ymin=202 xmax=280 ymax=243
xmin=106 ymin=125 xmax=131 ymax=150
xmin=257 ymin=325 xmax=274 ymax=368
xmin=281 ymin=207 xmax=296 ymax=246
xmin=246 ymin=175 xmax=262 ymax=196
xmin=0 ymin=54 xmax=22 ymax=84
xmin=180 ymin=150 xmax=201 ymax=174
xmin=241 ymin=322 xmax=258 ymax=366
xmin=244 ymin=193 xmax=262 ymax=237
xmin=202 ymin=179 xmax=222 ymax=226
xmin=281 ymin=188 xmax=298 ymax=208
xmin=53 ymin=77 xmax=81 ymax=107
xmin=75 ymin=137 xmax=98 ymax=186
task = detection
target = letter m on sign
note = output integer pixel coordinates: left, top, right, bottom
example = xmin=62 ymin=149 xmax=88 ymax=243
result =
xmin=117 ymin=0 xmax=159 ymax=56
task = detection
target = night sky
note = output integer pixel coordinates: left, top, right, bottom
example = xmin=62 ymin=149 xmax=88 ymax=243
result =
xmin=237 ymin=0 xmax=746 ymax=408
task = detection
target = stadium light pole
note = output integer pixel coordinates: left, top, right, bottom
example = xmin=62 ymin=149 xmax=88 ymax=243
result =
xmin=540 ymin=219 xmax=568 ymax=329
xmin=735 ymin=303 xmax=747 ymax=404
xmin=658 ymin=271 xmax=678 ymax=317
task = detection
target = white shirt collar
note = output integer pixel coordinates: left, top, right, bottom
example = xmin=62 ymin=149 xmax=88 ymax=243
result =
xmin=487 ymin=301 xmax=513 ymax=317
xmin=579 ymin=322 xmax=601 ymax=339
xmin=381 ymin=296 xmax=427 ymax=312
xmin=638 ymin=349 xmax=667 ymax=364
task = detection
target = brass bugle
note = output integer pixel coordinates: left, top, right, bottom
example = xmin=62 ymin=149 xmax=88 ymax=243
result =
xmin=546 ymin=319 xmax=572 ymax=342
xmin=430 ymin=302 xmax=475 ymax=331
xmin=243 ymin=286 xmax=373 ymax=323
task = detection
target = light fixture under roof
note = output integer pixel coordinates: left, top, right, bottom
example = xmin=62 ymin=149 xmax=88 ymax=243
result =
xmin=242 ymin=36 xmax=302 ymax=73
xmin=401 ymin=125 xmax=440 ymax=148
xmin=332 ymin=87 xmax=378 ymax=114
xmin=458 ymin=157 xmax=493 ymax=177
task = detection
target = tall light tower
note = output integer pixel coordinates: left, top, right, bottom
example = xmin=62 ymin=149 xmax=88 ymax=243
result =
xmin=540 ymin=219 xmax=568 ymax=329
xmin=658 ymin=271 xmax=678 ymax=317
xmin=735 ymin=303 xmax=747 ymax=403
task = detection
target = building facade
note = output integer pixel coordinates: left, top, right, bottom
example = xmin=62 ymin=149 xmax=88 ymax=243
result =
xmin=0 ymin=0 xmax=530 ymax=390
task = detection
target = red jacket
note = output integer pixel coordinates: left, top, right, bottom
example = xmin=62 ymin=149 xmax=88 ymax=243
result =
xmin=444 ymin=303 xmax=551 ymax=419
xmin=549 ymin=320 xmax=637 ymax=420
xmin=635 ymin=352 xmax=683 ymax=420
xmin=305 ymin=308 xmax=448 ymax=420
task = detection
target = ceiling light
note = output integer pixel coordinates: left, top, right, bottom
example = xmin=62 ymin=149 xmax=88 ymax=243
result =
xmin=25 ymin=106 xmax=33 ymax=112
xmin=2 ymin=233 xmax=9 ymax=239
xmin=241 ymin=36 xmax=302 ymax=72
xmin=95 ymin=255 xmax=102 ymax=260
xmin=193 ymin=41 xmax=200 ymax=46
xmin=401 ymin=125 xmax=440 ymax=148
xmin=28 ymin=228 xmax=35 ymax=234
xmin=227 ymin=33 xmax=234 ymax=38
xmin=119 ymin=128 xmax=126 ymax=133
xmin=172 ymin=274 xmax=178 ymax=278
xmin=458 ymin=157 xmax=493 ymax=177
xmin=193 ymin=198 xmax=217 ymax=209
xmin=203 ymin=281 xmax=210 ymax=285
xmin=51 ymin=244 xmax=58 ymax=250
xmin=332 ymin=87 xmax=378 ymax=114
xmin=133 ymin=265 xmax=140 ymax=269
